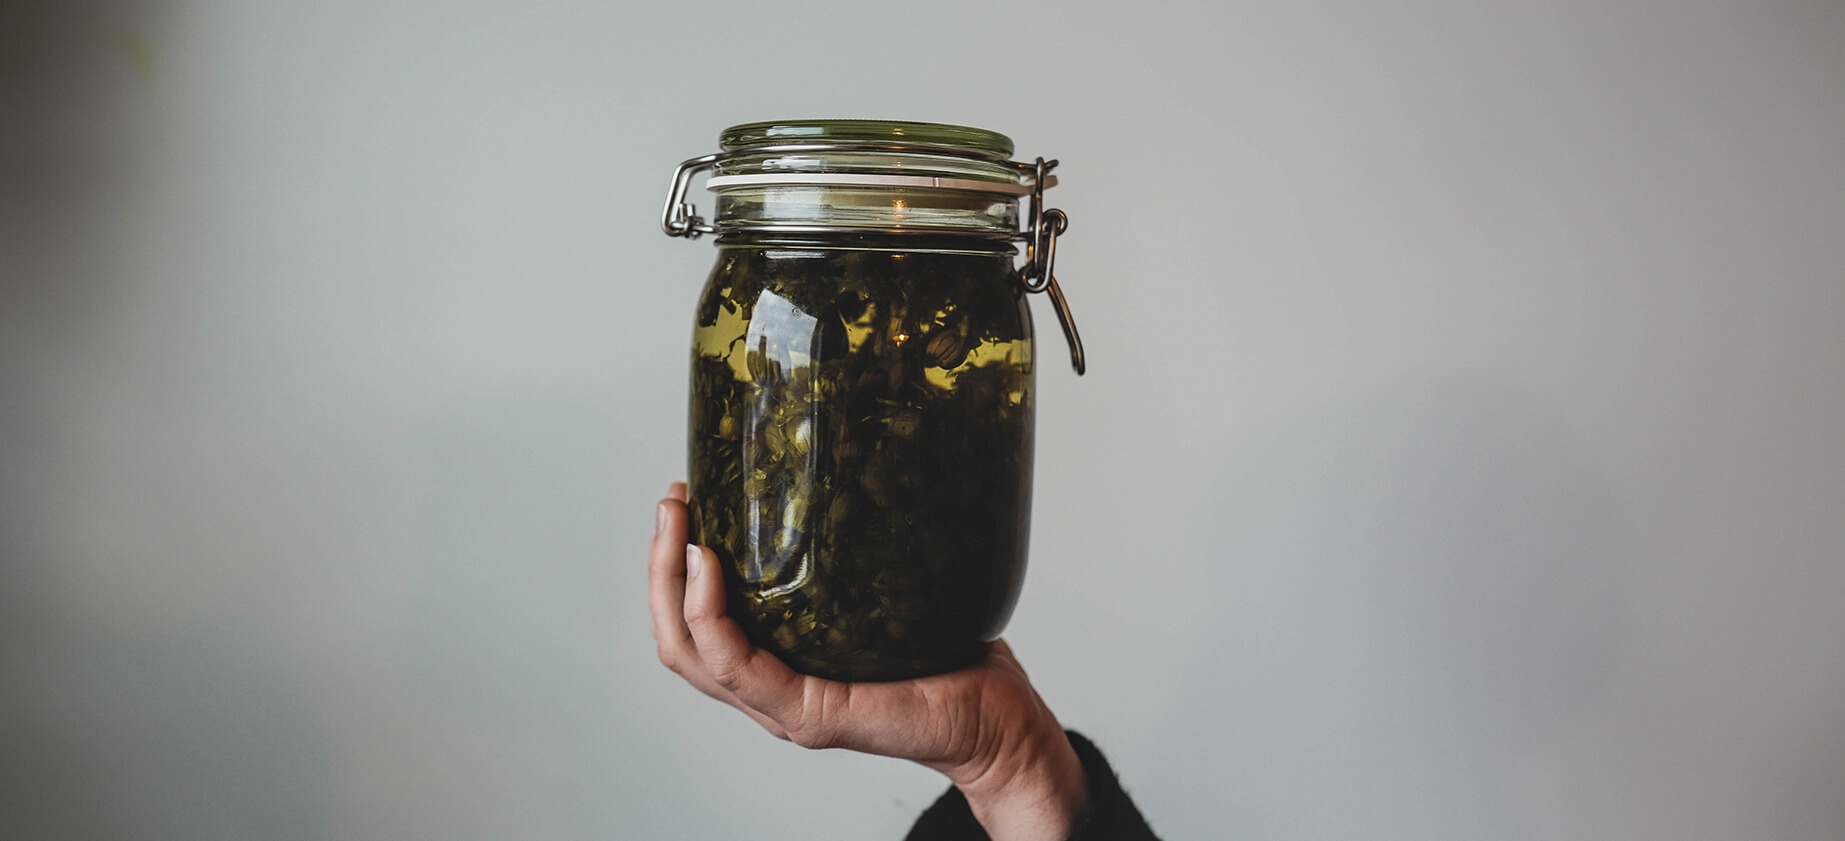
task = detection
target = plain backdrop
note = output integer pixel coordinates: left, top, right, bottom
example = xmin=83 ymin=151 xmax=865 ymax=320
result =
xmin=4 ymin=1 xmax=1843 ymax=839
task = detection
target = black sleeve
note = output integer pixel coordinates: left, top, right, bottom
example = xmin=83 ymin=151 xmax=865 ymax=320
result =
xmin=904 ymin=731 xmax=1162 ymax=841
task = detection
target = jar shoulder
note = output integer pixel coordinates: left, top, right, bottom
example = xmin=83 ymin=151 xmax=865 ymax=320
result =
xmin=695 ymin=245 xmax=1033 ymax=346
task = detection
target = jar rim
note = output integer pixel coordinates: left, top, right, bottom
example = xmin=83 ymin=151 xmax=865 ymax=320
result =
xmin=719 ymin=119 xmax=1015 ymax=158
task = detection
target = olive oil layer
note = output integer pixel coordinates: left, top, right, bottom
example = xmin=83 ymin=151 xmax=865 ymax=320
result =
xmin=688 ymin=242 xmax=1034 ymax=681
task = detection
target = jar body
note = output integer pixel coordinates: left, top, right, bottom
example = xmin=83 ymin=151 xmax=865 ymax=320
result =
xmin=687 ymin=235 xmax=1035 ymax=681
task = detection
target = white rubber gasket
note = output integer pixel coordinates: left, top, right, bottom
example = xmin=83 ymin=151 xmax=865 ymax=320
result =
xmin=705 ymin=172 xmax=1056 ymax=197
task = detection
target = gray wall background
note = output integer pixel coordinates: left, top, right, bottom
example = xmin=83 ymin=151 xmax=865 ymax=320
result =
xmin=4 ymin=1 xmax=1843 ymax=838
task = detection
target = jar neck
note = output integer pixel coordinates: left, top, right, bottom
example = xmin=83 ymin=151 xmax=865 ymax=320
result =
xmin=715 ymin=230 xmax=1020 ymax=255
xmin=711 ymin=184 xmax=1020 ymax=238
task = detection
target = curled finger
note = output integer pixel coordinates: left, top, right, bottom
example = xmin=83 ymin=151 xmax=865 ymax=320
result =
xmin=648 ymin=497 xmax=696 ymax=670
xmin=682 ymin=544 xmax=807 ymax=726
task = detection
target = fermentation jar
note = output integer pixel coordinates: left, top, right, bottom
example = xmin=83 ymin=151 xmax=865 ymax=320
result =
xmin=660 ymin=119 xmax=1083 ymax=680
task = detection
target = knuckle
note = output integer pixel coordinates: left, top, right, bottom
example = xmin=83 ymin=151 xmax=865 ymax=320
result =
xmin=785 ymin=721 xmax=834 ymax=751
xmin=708 ymin=660 xmax=743 ymax=692
xmin=752 ymin=714 xmax=792 ymax=742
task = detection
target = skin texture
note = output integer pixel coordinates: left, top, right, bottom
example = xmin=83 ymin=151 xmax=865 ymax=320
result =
xmin=649 ymin=483 xmax=1088 ymax=841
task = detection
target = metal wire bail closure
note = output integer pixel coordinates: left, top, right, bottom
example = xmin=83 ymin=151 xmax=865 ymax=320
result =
xmin=661 ymin=153 xmax=720 ymax=239
xmin=1017 ymin=158 xmax=1085 ymax=375
xmin=660 ymin=143 xmax=1086 ymax=375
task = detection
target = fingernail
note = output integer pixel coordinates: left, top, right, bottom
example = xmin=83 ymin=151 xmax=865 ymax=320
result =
xmin=685 ymin=544 xmax=702 ymax=579
xmin=655 ymin=502 xmax=667 ymax=536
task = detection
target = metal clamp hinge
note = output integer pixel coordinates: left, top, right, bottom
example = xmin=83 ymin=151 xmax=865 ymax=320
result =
xmin=661 ymin=153 xmax=721 ymax=239
xmin=1018 ymin=158 xmax=1086 ymax=376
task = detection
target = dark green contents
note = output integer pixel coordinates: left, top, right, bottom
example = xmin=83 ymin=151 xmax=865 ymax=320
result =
xmin=687 ymin=237 xmax=1035 ymax=681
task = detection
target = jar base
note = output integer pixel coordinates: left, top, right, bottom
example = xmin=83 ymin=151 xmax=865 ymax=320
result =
xmin=771 ymin=642 xmax=988 ymax=683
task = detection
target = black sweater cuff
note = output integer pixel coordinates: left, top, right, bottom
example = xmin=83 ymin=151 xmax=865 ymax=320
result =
xmin=904 ymin=730 xmax=1160 ymax=841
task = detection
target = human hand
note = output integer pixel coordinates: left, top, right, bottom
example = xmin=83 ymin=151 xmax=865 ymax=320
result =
xmin=649 ymin=483 xmax=1088 ymax=841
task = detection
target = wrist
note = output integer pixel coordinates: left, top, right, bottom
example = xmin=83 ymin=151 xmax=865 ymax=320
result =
xmin=949 ymin=724 xmax=1088 ymax=841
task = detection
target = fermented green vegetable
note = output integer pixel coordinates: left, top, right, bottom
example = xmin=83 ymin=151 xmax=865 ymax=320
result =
xmin=687 ymin=236 xmax=1034 ymax=681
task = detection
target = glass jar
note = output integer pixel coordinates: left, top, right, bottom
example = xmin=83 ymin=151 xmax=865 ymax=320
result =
xmin=660 ymin=120 xmax=1083 ymax=681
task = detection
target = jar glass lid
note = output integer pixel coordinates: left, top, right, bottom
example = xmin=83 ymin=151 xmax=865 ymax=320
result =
xmin=663 ymin=119 xmax=1055 ymax=240
xmin=719 ymin=119 xmax=1015 ymax=159
xmin=709 ymin=119 xmax=1042 ymax=200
